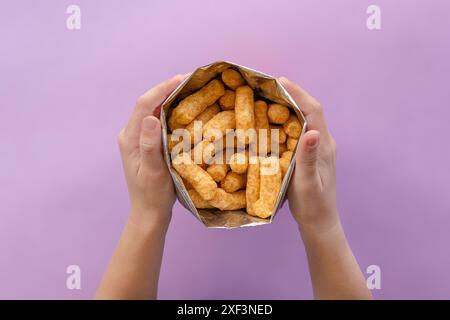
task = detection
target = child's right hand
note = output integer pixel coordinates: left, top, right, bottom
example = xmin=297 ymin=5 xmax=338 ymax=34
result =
xmin=279 ymin=77 xmax=339 ymax=233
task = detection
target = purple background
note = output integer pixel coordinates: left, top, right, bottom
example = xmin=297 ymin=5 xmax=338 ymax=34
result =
xmin=1 ymin=0 xmax=449 ymax=299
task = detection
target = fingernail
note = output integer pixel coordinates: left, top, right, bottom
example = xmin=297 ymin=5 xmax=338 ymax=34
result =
xmin=307 ymin=135 xmax=319 ymax=147
xmin=143 ymin=117 xmax=158 ymax=131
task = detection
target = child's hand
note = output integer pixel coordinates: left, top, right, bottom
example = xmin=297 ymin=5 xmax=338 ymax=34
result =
xmin=118 ymin=75 xmax=184 ymax=229
xmin=279 ymin=77 xmax=338 ymax=233
xmin=280 ymin=78 xmax=372 ymax=299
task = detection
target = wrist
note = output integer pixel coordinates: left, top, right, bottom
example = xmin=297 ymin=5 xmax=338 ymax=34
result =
xmin=297 ymin=210 xmax=341 ymax=240
xmin=128 ymin=206 xmax=171 ymax=234
xmin=297 ymin=213 xmax=349 ymax=252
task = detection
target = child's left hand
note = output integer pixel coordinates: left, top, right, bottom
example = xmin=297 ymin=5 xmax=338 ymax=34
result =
xmin=117 ymin=75 xmax=185 ymax=230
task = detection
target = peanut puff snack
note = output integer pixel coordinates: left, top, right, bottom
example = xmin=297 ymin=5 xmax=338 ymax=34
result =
xmin=161 ymin=61 xmax=306 ymax=228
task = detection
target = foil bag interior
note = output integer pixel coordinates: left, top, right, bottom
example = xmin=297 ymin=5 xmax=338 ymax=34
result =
xmin=161 ymin=61 xmax=306 ymax=228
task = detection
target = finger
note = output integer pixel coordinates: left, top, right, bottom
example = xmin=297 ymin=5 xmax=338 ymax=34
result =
xmin=296 ymin=130 xmax=322 ymax=189
xmin=125 ymin=74 xmax=185 ymax=141
xmin=139 ymin=116 xmax=165 ymax=170
xmin=278 ymin=77 xmax=328 ymax=135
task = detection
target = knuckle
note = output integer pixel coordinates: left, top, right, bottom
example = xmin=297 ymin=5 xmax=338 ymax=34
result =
xmin=301 ymin=155 xmax=317 ymax=168
xmin=330 ymin=136 xmax=337 ymax=153
xmin=117 ymin=129 xmax=128 ymax=148
xmin=322 ymin=139 xmax=337 ymax=161
xmin=140 ymin=141 xmax=156 ymax=154
xmin=136 ymin=95 xmax=147 ymax=106
xmin=311 ymin=100 xmax=323 ymax=113
xmin=174 ymin=74 xmax=184 ymax=82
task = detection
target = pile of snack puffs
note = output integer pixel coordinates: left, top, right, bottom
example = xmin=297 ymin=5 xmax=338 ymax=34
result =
xmin=167 ymin=69 xmax=302 ymax=219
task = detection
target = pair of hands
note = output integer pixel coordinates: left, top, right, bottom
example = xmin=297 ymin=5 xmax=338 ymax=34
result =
xmin=108 ymin=89 xmax=373 ymax=300
xmin=118 ymin=75 xmax=338 ymax=232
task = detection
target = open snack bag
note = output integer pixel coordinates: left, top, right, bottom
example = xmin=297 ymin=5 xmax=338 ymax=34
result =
xmin=161 ymin=61 xmax=306 ymax=228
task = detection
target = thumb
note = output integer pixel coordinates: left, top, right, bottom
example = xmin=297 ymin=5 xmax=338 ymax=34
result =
xmin=296 ymin=130 xmax=321 ymax=182
xmin=139 ymin=116 xmax=164 ymax=169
